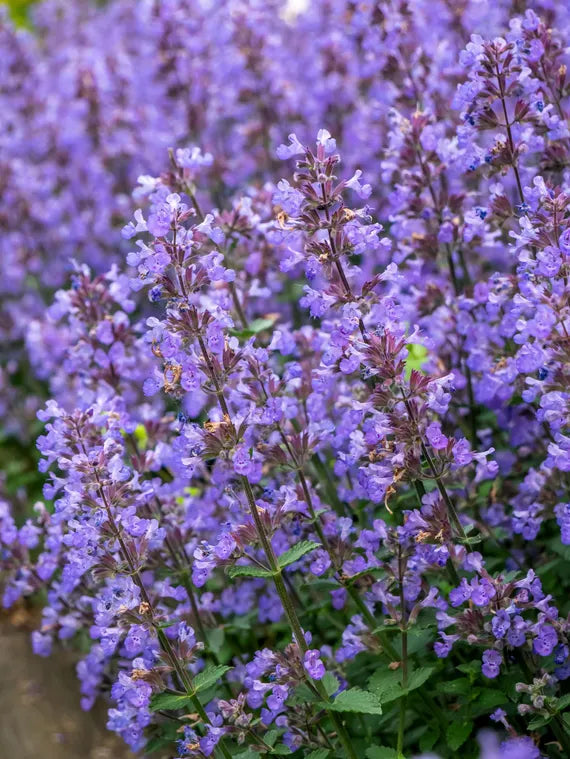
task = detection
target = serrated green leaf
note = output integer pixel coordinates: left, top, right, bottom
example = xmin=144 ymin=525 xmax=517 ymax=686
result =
xmin=368 ymin=666 xmax=434 ymax=703
xmin=306 ymin=750 xmax=331 ymax=759
xmin=277 ymin=540 xmax=320 ymax=569
xmin=326 ymin=687 xmax=383 ymax=715
xmin=371 ymin=624 xmax=401 ymax=635
xmin=271 ymin=745 xmax=292 ymax=755
xmin=368 ymin=669 xmax=405 ymax=705
xmin=228 ymin=564 xmax=272 ymax=579
xmin=400 ymin=627 xmax=436 ymax=657
xmin=457 ymin=661 xmax=481 ymax=677
xmin=322 ymin=672 xmax=340 ymax=697
xmin=194 ymin=664 xmax=233 ymax=693
xmin=264 ymin=730 xmax=279 ymax=747
xmin=556 ymin=693 xmax=570 ymax=711
xmin=235 ymin=750 xmax=262 ymax=759
xmin=406 ymin=666 xmax=435 ymax=693
xmin=446 ymin=720 xmax=472 ymax=751
xmin=527 ymin=713 xmax=553 ymax=730
xmin=293 ymin=682 xmax=319 ymax=704
xmin=366 ymin=747 xmax=399 ymax=759
xmin=150 ymin=691 xmax=194 ymax=712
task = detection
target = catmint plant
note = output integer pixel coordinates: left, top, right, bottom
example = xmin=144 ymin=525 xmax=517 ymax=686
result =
xmin=2 ymin=2 xmax=570 ymax=759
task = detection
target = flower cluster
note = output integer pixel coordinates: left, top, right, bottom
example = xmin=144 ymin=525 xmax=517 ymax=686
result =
xmin=2 ymin=2 xmax=570 ymax=759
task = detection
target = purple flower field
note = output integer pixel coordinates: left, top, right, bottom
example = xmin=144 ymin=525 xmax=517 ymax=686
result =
xmin=1 ymin=1 xmax=570 ymax=757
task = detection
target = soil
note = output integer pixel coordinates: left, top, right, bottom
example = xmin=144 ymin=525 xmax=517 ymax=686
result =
xmin=0 ymin=610 xmax=135 ymax=759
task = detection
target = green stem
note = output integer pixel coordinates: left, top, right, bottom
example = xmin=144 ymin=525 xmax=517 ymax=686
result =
xmin=397 ymin=545 xmax=409 ymax=756
xmin=420 ymin=440 xmax=466 ymax=540
xmin=311 ymin=452 xmax=347 ymax=516
xmin=196 ymin=334 xmax=358 ymax=759
xmin=248 ymin=492 xmax=357 ymax=759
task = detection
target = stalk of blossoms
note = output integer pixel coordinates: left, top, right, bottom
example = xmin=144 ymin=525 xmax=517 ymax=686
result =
xmin=396 ymin=542 xmax=409 ymax=756
xmin=398 ymin=110 xmax=478 ymax=443
xmin=276 ymin=129 xmax=492 ymax=753
xmin=246 ymin=353 xmax=400 ymax=662
xmin=276 ymin=130 xmax=473 ymax=546
xmin=124 ymin=176 xmax=360 ymax=759
xmin=163 ymin=150 xmax=401 ymax=659
xmin=456 ymin=34 xmax=539 ymax=213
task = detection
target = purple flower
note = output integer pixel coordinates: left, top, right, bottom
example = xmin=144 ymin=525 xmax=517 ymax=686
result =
xmin=276 ymin=133 xmax=305 ymax=160
xmin=482 ymin=649 xmax=502 ymax=678
xmin=267 ymin=684 xmax=288 ymax=712
xmin=426 ymin=422 xmax=449 ymax=450
xmin=491 ymin=610 xmax=511 ymax=639
xmin=449 ymin=578 xmax=472 ymax=607
xmin=310 ymin=550 xmax=331 ymax=577
xmin=304 ymin=649 xmax=326 ymax=680
xmin=533 ymin=623 xmax=558 ymax=656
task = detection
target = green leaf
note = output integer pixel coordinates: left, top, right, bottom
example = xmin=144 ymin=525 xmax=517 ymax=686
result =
xmin=207 ymin=627 xmax=225 ymax=655
xmin=194 ymin=664 xmax=233 ymax=693
xmin=556 ymin=693 xmax=570 ymax=711
xmin=405 ymin=343 xmax=428 ymax=378
xmin=229 ymin=317 xmax=278 ymax=339
xmin=326 ymin=687 xmax=383 ymax=715
xmin=306 ymin=750 xmax=331 ymax=759
xmin=527 ymin=713 xmax=553 ymax=730
xmin=548 ymin=537 xmax=570 ymax=561
xmin=250 ymin=317 xmax=278 ymax=332
xmin=368 ymin=666 xmax=434 ymax=703
xmin=457 ymin=661 xmax=481 ymax=677
xmin=235 ymin=750 xmax=262 ymax=759
xmin=419 ymin=725 xmax=439 ymax=752
xmin=366 ymin=747 xmax=399 ymax=759
xmin=459 ymin=533 xmax=483 ymax=546
xmin=264 ymin=730 xmax=279 ymax=747
xmin=368 ymin=669 xmax=405 ymax=705
xmin=149 ymin=691 xmax=195 ymax=712
xmin=438 ymin=678 xmax=472 ymax=696
xmin=473 ymin=689 xmax=507 ymax=715
xmin=322 ymin=672 xmax=340 ymax=697
xmin=133 ymin=423 xmax=148 ymax=449
xmin=271 ymin=746 xmax=292 ymax=755
xmin=446 ymin=721 xmax=472 ymax=751
xmin=228 ymin=564 xmax=272 ymax=579
xmin=293 ymin=682 xmax=319 ymax=704
xmin=277 ymin=540 xmax=320 ymax=569
xmin=402 ymin=627 xmax=436 ymax=657
xmin=406 ymin=666 xmax=435 ymax=693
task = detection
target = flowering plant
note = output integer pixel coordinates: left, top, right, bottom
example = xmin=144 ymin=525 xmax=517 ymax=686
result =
xmin=1 ymin=2 xmax=570 ymax=759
